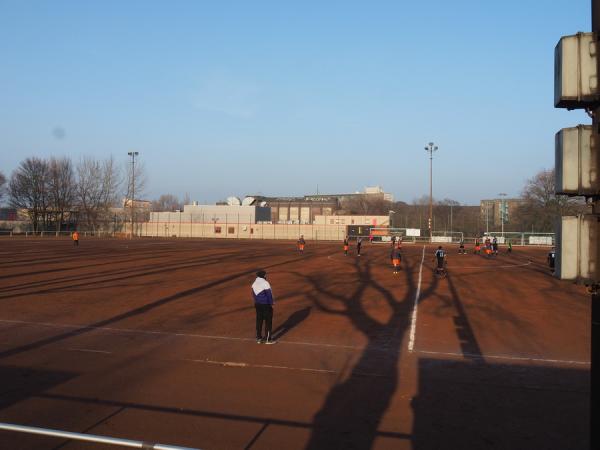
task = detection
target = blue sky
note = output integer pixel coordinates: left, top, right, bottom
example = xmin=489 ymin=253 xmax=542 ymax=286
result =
xmin=0 ymin=0 xmax=591 ymax=204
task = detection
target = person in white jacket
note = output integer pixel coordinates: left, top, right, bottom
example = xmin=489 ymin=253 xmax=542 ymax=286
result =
xmin=252 ymin=270 xmax=276 ymax=344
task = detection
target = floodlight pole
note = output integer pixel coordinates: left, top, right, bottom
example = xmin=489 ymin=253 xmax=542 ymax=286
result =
xmin=128 ymin=151 xmax=139 ymax=239
xmin=425 ymin=142 xmax=438 ymax=242
xmin=499 ymin=193 xmax=507 ymax=237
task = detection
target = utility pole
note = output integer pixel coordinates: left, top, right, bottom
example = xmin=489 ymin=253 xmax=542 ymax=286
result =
xmin=424 ymin=142 xmax=438 ymax=241
xmin=128 ymin=151 xmax=139 ymax=239
xmin=499 ymin=193 xmax=507 ymax=237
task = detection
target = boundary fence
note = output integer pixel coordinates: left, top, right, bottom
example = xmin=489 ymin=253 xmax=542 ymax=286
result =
xmin=0 ymin=222 xmax=556 ymax=246
xmin=0 ymin=230 xmax=115 ymax=238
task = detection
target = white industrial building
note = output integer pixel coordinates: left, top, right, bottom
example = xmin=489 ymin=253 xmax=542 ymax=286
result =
xmin=150 ymin=202 xmax=271 ymax=225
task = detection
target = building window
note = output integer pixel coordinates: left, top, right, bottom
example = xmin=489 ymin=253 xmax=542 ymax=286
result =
xmin=214 ymin=226 xmax=222 ymax=234
xmin=228 ymin=227 xmax=235 ymax=234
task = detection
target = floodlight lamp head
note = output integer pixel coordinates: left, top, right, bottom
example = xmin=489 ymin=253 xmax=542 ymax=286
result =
xmin=428 ymin=142 xmax=434 ymax=147
xmin=434 ymin=146 xmax=438 ymax=150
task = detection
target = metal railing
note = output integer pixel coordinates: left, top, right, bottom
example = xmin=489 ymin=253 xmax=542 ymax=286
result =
xmin=0 ymin=422 xmax=201 ymax=450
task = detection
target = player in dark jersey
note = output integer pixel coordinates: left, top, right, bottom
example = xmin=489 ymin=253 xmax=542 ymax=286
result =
xmin=548 ymin=247 xmax=556 ymax=273
xmin=434 ymin=246 xmax=446 ymax=275
xmin=356 ymin=237 xmax=362 ymax=256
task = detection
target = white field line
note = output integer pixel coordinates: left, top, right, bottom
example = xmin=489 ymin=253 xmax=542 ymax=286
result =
xmin=183 ymin=358 xmax=389 ymax=377
xmin=184 ymin=358 xmax=338 ymax=374
xmin=67 ymin=348 xmax=112 ymax=354
xmin=0 ymin=320 xmax=587 ymax=367
xmin=408 ymin=246 xmax=426 ymax=353
xmin=447 ymin=260 xmax=532 ymax=270
xmin=0 ymin=319 xmax=362 ymax=351
xmin=415 ymin=349 xmax=590 ymax=366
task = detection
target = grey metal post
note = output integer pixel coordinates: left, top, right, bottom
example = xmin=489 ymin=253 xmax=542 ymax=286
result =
xmin=498 ymin=193 xmax=507 ymax=237
xmin=591 ymin=2 xmax=600 ymax=447
xmin=424 ymin=142 xmax=438 ymax=242
xmin=127 ymin=151 xmax=138 ymax=239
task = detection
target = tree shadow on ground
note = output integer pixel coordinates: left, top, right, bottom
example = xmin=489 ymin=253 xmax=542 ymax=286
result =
xmin=0 ymin=254 xmax=307 ymax=360
xmin=411 ymin=273 xmax=590 ymax=449
xmin=291 ymin=250 xmax=439 ymax=450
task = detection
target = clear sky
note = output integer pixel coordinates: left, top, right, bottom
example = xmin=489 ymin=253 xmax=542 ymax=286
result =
xmin=0 ymin=0 xmax=591 ymax=205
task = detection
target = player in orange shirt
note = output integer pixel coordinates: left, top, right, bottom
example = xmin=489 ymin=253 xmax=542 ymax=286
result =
xmin=391 ymin=244 xmax=402 ymax=274
xmin=297 ymin=235 xmax=305 ymax=253
xmin=72 ymin=230 xmax=79 ymax=246
xmin=343 ymin=236 xmax=349 ymax=256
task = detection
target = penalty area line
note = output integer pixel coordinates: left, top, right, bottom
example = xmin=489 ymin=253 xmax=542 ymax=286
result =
xmin=0 ymin=319 xmax=363 ymax=351
xmin=415 ymin=349 xmax=590 ymax=366
xmin=183 ymin=358 xmax=391 ymax=377
xmin=408 ymin=245 xmax=426 ymax=353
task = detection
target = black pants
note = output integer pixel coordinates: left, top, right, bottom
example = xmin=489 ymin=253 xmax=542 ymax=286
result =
xmin=255 ymin=304 xmax=273 ymax=339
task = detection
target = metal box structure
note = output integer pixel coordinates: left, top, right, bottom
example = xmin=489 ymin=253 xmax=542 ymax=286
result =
xmin=555 ymin=32 xmax=598 ymax=108
xmin=557 ymin=215 xmax=600 ymax=282
xmin=555 ymin=125 xmax=599 ymax=195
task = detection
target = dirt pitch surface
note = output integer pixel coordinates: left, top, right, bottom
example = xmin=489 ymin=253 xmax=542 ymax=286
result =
xmin=0 ymin=238 xmax=590 ymax=450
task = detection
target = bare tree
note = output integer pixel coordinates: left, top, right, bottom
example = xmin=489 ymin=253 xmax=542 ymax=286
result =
xmin=516 ymin=168 xmax=586 ymax=232
xmin=343 ymin=195 xmax=393 ymax=215
xmin=0 ymin=171 xmax=6 ymax=203
xmin=151 ymin=194 xmax=181 ymax=212
xmin=122 ymin=158 xmax=147 ymax=232
xmin=9 ymin=157 xmax=50 ymax=231
xmin=48 ymin=157 xmax=76 ymax=231
xmin=76 ymin=156 xmax=121 ymax=231
xmin=124 ymin=159 xmax=146 ymax=203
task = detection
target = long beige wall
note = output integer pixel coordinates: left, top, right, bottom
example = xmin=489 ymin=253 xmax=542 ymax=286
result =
xmin=139 ymin=220 xmax=347 ymax=240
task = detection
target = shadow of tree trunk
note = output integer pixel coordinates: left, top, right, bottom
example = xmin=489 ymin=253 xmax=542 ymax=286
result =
xmin=297 ymin=250 xmax=437 ymax=449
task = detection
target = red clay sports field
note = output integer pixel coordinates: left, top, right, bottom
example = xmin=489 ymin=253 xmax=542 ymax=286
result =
xmin=0 ymin=238 xmax=590 ymax=449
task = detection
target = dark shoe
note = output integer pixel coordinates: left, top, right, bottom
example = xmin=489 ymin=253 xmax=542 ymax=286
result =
xmin=256 ymin=337 xmax=263 ymax=344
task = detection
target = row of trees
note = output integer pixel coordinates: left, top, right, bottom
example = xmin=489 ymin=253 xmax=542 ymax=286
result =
xmin=2 ymin=160 xmax=588 ymax=235
xmin=2 ymin=156 xmax=144 ymax=232
xmin=516 ymin=168 xmax=586 ymax=231
xmin=339 ymin=168 xmax=588 ymax=235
